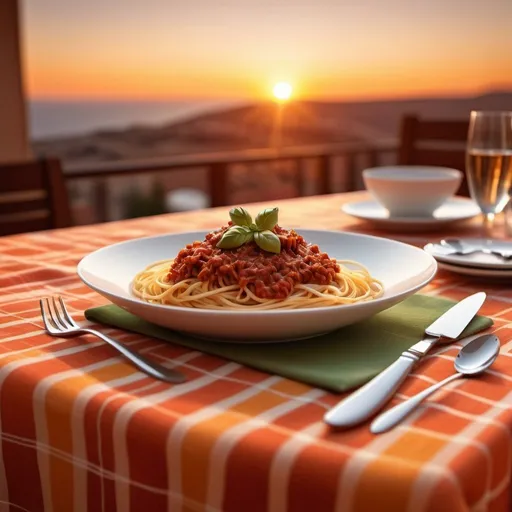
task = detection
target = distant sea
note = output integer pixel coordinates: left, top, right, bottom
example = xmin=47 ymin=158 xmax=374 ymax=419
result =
xmin=28 ymin=99 xmax=244 ymax=140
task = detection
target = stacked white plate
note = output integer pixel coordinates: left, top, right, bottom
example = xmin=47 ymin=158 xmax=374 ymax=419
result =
xmin=424 ymin=239 xmax=512 ymax=279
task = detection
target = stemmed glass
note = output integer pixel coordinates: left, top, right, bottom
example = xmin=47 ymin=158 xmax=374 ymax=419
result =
xmin=466 ymin=111 xmax=512 ymax=235
xmin=506 ymin=196 xmax=512 ymax=237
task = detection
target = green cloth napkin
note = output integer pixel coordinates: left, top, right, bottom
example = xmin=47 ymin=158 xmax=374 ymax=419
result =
xmin=84 ymin=295 xmax=492 ymax=393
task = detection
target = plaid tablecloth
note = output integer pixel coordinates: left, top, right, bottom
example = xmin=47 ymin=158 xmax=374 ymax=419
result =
xmin=1 ymin=192 xmax=511 ymax=512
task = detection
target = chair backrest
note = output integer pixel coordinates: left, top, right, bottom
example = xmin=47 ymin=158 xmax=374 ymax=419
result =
xmin=0 ymin=158 xmax=72 ymax=236
xmin=398 ymin=115 xmax=470 ymax=195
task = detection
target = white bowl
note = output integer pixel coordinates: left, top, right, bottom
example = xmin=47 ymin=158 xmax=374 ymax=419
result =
xmin=363 ymin=166 xmax=463 ymax=217
xmin=77 ymin=230 xmax=437 ymax=342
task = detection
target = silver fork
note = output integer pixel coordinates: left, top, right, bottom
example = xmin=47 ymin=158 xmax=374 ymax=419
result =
xmin=40 ymin=296 xmax=186 ymax=384
xmin=440 ymin=239 xmax=512 ymax=260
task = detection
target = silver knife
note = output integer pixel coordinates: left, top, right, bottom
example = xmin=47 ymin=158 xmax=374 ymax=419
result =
xmin=323 ymin=291 xmax=486 ymax=428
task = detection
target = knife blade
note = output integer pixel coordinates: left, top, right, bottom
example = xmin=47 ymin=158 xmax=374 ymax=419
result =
xmin=323 ymin=291 xmax=486 ymax=428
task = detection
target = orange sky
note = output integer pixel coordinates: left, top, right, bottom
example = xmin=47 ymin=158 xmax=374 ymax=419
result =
xmin=23 ymin=0 xmax=512 ymax=102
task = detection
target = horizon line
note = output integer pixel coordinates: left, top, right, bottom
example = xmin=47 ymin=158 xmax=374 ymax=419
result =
xmin=27 ymin=87 xmax=512 ymax=105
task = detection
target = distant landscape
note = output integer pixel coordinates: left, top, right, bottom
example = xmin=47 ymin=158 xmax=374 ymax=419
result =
xmin=31 ymin=91 xmax=512 ymax=222
xmin=33 ymin=91 xmax=512 ymax=164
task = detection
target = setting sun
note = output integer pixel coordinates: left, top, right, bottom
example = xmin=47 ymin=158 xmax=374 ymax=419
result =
xmin=273 ymin=82 xmax=293 ymax=101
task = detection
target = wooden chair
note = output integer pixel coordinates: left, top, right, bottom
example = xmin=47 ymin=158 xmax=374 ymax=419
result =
xmin=398 ymin=115 xmax=470 ymax=196
xmin=0 ymin=158 xmax=72 ymax=236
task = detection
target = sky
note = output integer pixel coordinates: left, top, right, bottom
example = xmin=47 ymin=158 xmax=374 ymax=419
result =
xmin=22 ymin=0 xmax=512 ymax=102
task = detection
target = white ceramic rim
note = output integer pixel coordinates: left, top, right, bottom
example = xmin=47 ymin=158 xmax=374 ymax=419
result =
xmin=363 ymin=166 xmax=462 ymax=182
xmin=77 ymin=229 xmax=438 ymax=316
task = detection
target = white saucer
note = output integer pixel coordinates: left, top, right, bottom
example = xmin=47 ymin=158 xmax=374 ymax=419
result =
xmin=437 ymin=261 xmax=512 ymax=279
xmin=341 ymin=197 xmax=480 ymax=231
xmin=424 ymin=239 xmax=512 ymax=270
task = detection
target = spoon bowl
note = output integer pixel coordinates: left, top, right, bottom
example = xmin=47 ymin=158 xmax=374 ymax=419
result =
xmin=371 ymin=333 xmax=500 ymax=434
xmin=454 ymin=333 xmax=500 ymax=374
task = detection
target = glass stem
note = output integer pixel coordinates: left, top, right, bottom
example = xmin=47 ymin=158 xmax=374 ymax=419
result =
xmin=506 ymin=199 xmax=512 ymax=238
xmin=483 ymin=212 xmax=495 ymax=236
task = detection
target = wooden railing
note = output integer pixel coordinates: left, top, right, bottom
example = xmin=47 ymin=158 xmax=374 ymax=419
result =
xmin=65 ymin=139 xmax=397 ymax=221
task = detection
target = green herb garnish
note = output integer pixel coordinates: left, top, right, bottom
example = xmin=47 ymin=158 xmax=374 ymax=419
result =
xmin=217 ymin=206 xmax=281 ymax=253
xmin=255 ymin=207 xmax=278 ymax=231
xmin=215 ymin=225 xmax=253 ymax=249
xmin=229 ymin=206 xmax=253 ymax=227
xmin=254 ymin=230 xmax=281 ymax=253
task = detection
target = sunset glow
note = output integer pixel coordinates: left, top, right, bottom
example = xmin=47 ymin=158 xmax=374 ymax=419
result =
xmin=273 ymin=82 xmax=293 ymax=102
xmin=22 ymin=0 xmax=512 ymax=102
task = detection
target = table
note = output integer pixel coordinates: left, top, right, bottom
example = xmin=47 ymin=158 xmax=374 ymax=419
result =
xmin=0 ymin=191 xmax=511 ymax=512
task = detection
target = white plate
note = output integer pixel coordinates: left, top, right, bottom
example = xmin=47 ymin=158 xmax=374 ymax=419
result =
xmin=424 ymin=239 xmax=512 ymax=270
xmin=77 ymin=230 xmax=437 ymax=342
xmin=342 ymin=197 xmax=480 ymax=231
xmin=438 ymin=261 xmax=512 ymax=279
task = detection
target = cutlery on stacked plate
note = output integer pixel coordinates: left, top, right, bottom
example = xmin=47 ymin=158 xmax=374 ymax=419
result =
xmin=40 ymin=296 xmax=186 ymax=384
xmin=324 ymin=291 xmax=487 ymax=428
xmin=440 ymin=239 xmax=512 ymax=260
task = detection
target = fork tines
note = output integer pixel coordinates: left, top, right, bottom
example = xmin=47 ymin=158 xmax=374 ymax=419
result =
xmin=40 ymin=296 xmax=79 ymax=333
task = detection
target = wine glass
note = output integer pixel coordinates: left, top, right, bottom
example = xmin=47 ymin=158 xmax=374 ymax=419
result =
xmin=466 ymin=111 xmax=512 ymax=234
xmin=505 ymin=193 xmax=512 ymax=238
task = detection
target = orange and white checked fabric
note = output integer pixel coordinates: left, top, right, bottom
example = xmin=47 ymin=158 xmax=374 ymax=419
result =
xmin=0 ymin=192 xmax=511 ymax=512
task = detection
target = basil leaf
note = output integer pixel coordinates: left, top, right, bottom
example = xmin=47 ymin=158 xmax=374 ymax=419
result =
xmin=217 ymin=226 xmax=253 ymax=249
xmin=255 ymin=207 xmax=279 ymax=231
xmin=229 ymin=207 xmax=253 ymax=227
xmin=254 ymin=230 xmax=281 ymax=254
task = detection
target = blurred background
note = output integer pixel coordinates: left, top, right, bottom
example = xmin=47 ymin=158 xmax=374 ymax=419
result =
xmin=1 ymin=0 xmax=511 ymax=226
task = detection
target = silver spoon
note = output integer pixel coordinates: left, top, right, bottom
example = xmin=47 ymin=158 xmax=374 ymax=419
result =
xmin=440 ymin=239 xmax=512 ymax=260
xmin=370 ymin=334 xmax=500 ymax=434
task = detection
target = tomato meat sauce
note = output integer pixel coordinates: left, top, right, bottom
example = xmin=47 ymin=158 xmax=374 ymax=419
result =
xmin=168 ymin=225 xmax=340 ymax=299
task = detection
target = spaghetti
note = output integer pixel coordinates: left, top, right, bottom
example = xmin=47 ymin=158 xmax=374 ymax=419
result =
xmin=131 ymin=207 xmax=383 ymax=310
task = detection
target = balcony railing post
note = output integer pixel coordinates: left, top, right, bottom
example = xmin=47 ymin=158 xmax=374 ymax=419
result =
xmin=95 ymin=179 xmax=108 ymax=222
xmin=318 ymin=155 xmax=330 ymax=195
xmin=209 ymin=162 xmax=229 ymax=207
xmin=346 ymin=152 xmax=358 ymax=191
xmin=295 ymin=158 xmax=305 ymax=197
xmin=367 ymin=148 xmax=378 ymax=168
